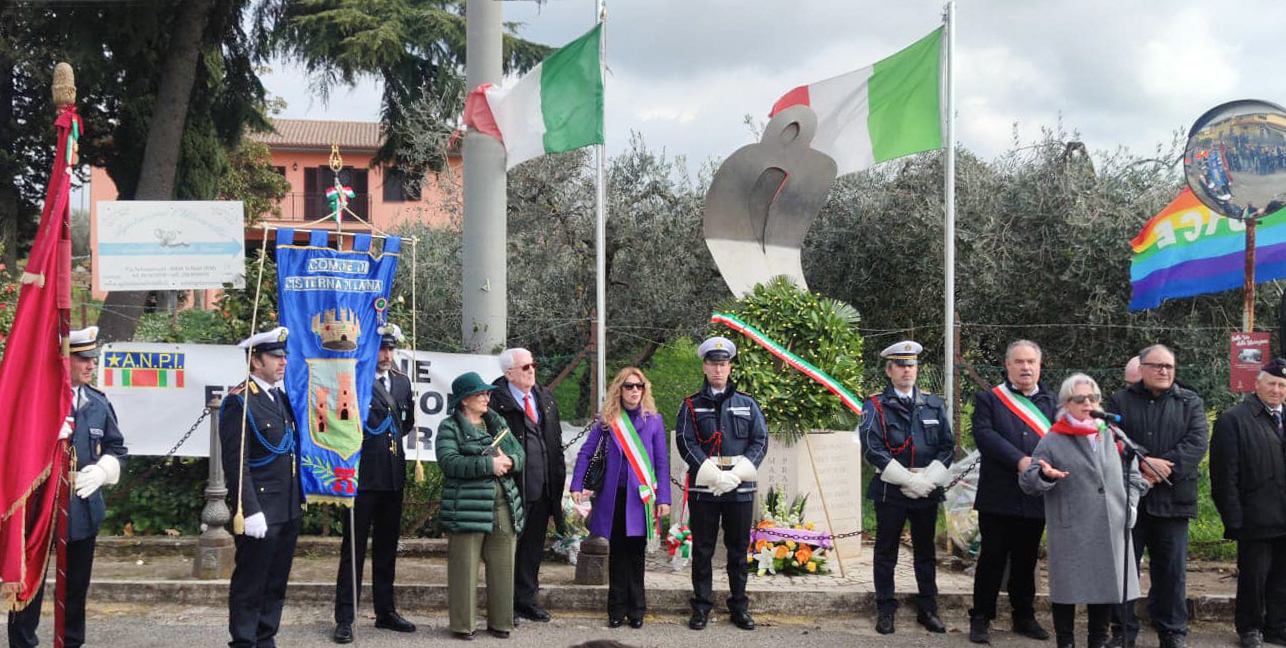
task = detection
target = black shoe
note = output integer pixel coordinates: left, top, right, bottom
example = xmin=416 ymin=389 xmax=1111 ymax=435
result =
xmin=1056 ymin=641 xmax=1074 ymax=648
xmin=1244 ymin=630 xmax=1266 ymax=648
xmin=515 ymin=604 xmax=551 ymax=622
xmin=876 ymin=612 xmax=895 ymax=635
xmin=917 ymin=611 xmax=946 ymax=633
xmin=608 ymin=617 xmax=624 ymax=628
xmin=1013 ymin=617 xmax=1051 ymax=640
xmin=688 ymin=610 xmax=709 ymax=630
xmin=1264 ymin=629 xmax=1286 ymax=646
xmin=332 ymin=623 xmax=353 ymax=644
xmin=375 ymin=611 xmax=416 ymax=633
xmin=731 ymin=611 xmax=755 ymax=631
xmin=969 ymin=615 xmax=991 ymax=644
xmin=487 ymin=627 xmax=511 ymax=639
xmin=629 ymin=617 xmax=644 ymax=629
xmin=1159 ymin=633 xmax=1189 ymax=648
xmin=1106 ymin=635 xmax=1135 ymax=648
xmin=452 ymin=630 xmax=475 ymax=641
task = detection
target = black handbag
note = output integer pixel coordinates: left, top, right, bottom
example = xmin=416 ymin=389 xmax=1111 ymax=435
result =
xmin=582 ymin=429 xmax=608 ymax=492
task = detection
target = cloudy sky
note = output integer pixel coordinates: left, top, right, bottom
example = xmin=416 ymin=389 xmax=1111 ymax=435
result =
xmin=261 ymin=0 xmax=1286 ymax=174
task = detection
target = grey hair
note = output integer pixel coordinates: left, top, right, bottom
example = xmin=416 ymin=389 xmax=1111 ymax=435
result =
xmin=1005 ymin=339 xmax=1043 ymax=362
xmin=499 ymin=348 xmax=531 ymax=371
xmin=1139 ymin=344 xmax=1174 ymax=364
xmin=1057 ymin=372 xmax=1102 ymax=404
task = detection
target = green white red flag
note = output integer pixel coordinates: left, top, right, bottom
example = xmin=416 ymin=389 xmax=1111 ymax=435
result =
xmin=463 ymin=24 xmax=604 ymax=170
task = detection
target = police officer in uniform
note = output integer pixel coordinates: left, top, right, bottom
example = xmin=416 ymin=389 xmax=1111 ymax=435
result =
xmin=8 ymin=326 xmax=126 ymax=648
xmin=677 ymin=336 xmax=768 ymax=632
xmin=860 ymin=341 xmax=955 ymax=635
xmin=221 ymin=327 xmax=303 ymax=648
xmin=332 ymin=324 xmax=416 ymax=642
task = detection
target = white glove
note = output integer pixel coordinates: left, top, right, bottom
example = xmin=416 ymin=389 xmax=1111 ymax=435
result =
xmin=921 ymin=460 xmax=950 ymax=488
xmin=243 ymin=512 xmax=268 ymax=539
xmin=712 ymin=470 xmax=742 ymax=496
xmin=730 ymin=457 xmax=758 ymax=483
xmin=75 ymin=464 xmax=106 ymax=499
xmin=695 ymin=459 xmax=722 ymax=488
xmin=58 ymin=416 xmax=74 ymax=440
xmin=900 ymin=473 xmax=935 ymax=499
xmin=879 ymin=460 xmax=914 ymax=487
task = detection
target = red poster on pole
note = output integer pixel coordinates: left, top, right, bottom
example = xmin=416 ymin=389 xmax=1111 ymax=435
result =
xmin=1231 ymin=332 xmax=1271 ymax=392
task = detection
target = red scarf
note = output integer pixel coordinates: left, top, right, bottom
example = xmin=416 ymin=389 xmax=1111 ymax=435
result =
xmin=1050 ymin=415 xmax=1124 ymax=454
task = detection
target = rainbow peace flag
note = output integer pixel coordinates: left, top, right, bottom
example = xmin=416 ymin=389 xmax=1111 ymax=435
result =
xmin=1130 ymin=188 xmax=1286 ymax=310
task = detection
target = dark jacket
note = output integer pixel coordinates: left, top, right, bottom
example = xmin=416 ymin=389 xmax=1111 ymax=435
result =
xmin=1209 ymin=394 xmax=1286 ymax=540
xmin=436 ymin=408 xmax=526 ymax=535
xmin=971 ymin=381 xmax=1058 ymax=519
xmin=219 ymin=379 xmax=304 ymax=526
xmin=1105 ymin=381 xmax=1209 ymax=519
xmin=69 ymin=385 xmax=128 ymax=541
xmin=860 ymin=385 xmax=955 ymax=509
xmin=675 ymin=379 xmax=769 ymax=502
xmin=490 ymin=376 xmax=566 ymax=534
xmin=359 ymin=370 xmax=415 ymax=492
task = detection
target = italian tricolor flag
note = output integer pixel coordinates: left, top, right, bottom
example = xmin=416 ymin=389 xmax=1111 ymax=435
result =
xmin=770 ymin=27 xmax=943 ymax=177
xmin=463 ymin=24 xmax=604 ymax=170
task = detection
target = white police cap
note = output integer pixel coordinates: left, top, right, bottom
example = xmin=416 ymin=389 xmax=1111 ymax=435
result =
xmin=880 ymin=340 xmax=923 ymax=366
xmin=379 ymin=323 xmax=405 ymax=348
xmin=238 ymin=326 xmax=289 ymax=356
xmin=68 ymin=326 xmax=100 ymax=358
xmin=698 ymin=336 xmax=737 ymax=361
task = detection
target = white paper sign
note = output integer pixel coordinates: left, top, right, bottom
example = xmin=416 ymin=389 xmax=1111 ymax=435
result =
xmin=95 ymin=201 xmax=246 ymax=291
xmin=99 ymin=342 xmax=501 ymax=460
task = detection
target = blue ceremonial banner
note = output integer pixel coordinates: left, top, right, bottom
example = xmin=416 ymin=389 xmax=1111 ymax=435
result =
xmin=275 ymin=229 xmax=401 ymax=505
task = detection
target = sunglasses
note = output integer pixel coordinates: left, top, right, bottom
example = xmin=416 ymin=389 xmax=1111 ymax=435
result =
xmin=511 ymin=363 xmax=537 ymax=372
xmin=622 ymin=382 xmax=646 ymax=391
xmin=1068 ymin=394 xmax=1101 ymax=404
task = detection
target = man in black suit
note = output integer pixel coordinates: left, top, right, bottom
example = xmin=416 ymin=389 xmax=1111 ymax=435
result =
xmin=332 ymin=324 xmax=417 ymax=642
xmin=491 ymin=347 xmax=566 ymax=623
xmin=221 ymin=327 xmax=303 ymax=648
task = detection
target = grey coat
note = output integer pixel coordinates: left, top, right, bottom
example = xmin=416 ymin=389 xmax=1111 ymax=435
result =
xmin=1020 ymin=424 xmax=1149 ymax=604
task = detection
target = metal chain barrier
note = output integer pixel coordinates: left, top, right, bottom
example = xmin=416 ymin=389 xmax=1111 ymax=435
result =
xmin=105 ymin=406 xmax=211 ymax=506
xmin=560 ymin=418 xmax=596 ymax=452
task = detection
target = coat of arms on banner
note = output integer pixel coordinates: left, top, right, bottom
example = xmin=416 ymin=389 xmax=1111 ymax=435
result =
xmin=276 ymin=228 xmax=401 ymax=505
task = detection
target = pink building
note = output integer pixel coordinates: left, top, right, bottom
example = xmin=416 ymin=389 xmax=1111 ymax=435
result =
xmin=88 ymin=118 xmax=460 ymax=303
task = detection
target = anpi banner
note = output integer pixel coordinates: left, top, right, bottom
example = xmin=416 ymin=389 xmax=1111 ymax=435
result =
xmin=98 ymin=342 xmax=499 ymax=461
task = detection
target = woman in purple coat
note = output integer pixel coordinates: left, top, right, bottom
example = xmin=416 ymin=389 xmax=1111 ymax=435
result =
xmin=571 ymin=367 xmax=672 ymax=629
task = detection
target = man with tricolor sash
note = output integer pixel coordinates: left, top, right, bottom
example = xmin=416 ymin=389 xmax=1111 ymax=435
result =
xmin=969 ymin=340 xmax=1056 ymax=644
xmin=676 ymin=336 xmax=768 ymax=632
xmin=860 ymin=340 xmax=955 ymax=636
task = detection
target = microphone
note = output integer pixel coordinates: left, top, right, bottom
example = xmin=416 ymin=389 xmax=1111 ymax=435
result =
xmin=1090 ymin=410 xmax=1122 ymax=424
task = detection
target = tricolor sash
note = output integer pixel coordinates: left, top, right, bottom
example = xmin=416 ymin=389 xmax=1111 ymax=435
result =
xmin=992 ymin=383 xmax=1052 ymax=437
xmin=608 ymin=412 xmax=660 ymax=542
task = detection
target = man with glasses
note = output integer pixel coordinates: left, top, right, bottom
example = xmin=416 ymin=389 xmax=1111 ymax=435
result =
xmin=491 ymin=347 xmax=566 ymax=623
xmin=1105 ymin=344 xmax=1209 ymax=648
xmin=860 ymin=340 xmax=955 ymax=636
xmin=677 ymin=336 xmax=768 ymax=632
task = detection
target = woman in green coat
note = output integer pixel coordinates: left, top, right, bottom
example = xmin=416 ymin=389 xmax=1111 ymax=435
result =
xmin=437 ymin=372 xmax=527 ymax=640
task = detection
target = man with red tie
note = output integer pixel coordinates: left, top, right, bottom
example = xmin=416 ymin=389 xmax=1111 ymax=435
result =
xmin=491 ymin=347 xmax=566 ymax=623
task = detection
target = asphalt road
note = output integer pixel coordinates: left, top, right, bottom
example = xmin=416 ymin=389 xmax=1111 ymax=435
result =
xmin=31 ymin=603 xmax=1240 ymax=647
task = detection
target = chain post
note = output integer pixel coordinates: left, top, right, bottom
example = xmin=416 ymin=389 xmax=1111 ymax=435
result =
xmin=194 ymin=397 xmax=234 ymax=578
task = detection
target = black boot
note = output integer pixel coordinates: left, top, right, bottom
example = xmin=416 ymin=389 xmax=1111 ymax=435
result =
xmin=969 ymin=614 xmax=991 ymax=644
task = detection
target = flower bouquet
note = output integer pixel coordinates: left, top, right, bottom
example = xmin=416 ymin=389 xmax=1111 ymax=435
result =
xmin=746 ymin=486 xmax=830 ymax=576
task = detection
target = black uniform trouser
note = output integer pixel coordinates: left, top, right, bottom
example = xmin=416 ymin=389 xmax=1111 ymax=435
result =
xmin=1234 ymin=536 xmax=1286 ymax=635
xmin=1111 ymin=511 xmax=1189 ymax=640
xmin=688 ymin=497 xmax=753 ymax=615
xmin=873 ymin=501 xmax=938 ymax=615
xmin=335 ymin=489 xmax=404 ymax=623
xmin=7 ymin=536 xmax=95 ymax=648
xmin=608 ymin=488 xmax=646 ymax=620
xmin=1052 ymin=603 xmax=1111 ymax=646
xmin=514 ymin=494 xmax=553 ymax=610
xmin=229 ymin=518 xmax=300 ymax=648
xmin=971 ymin=512 xmax=1044 ymax=621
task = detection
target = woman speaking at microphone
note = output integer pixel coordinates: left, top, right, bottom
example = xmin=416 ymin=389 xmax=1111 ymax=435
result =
xmin=1020 ymin=373 xmax=1149 ymax=648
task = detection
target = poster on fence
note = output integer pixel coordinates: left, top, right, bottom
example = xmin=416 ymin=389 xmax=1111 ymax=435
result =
xmin=94 ymin=201 xmax=246 ymax=291
xmin=98 ymin=342 xmax=500 ymax=461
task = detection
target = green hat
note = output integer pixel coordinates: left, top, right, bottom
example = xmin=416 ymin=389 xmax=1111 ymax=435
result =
xmin=449 ymin=372 xmax=496 ymax=413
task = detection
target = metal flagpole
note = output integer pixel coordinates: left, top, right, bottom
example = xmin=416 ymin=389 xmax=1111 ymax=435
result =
xmin=942 ymin=1 xmax=956 ymax=418
xmin=594 ymin=0 xmax=607 ymax=411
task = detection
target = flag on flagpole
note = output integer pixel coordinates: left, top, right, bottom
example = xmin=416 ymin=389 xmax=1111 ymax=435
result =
xmin=464 ymin=24 xmax=604 ymax=170
xmin=771 ymin=28 xmax=943 ymax=176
